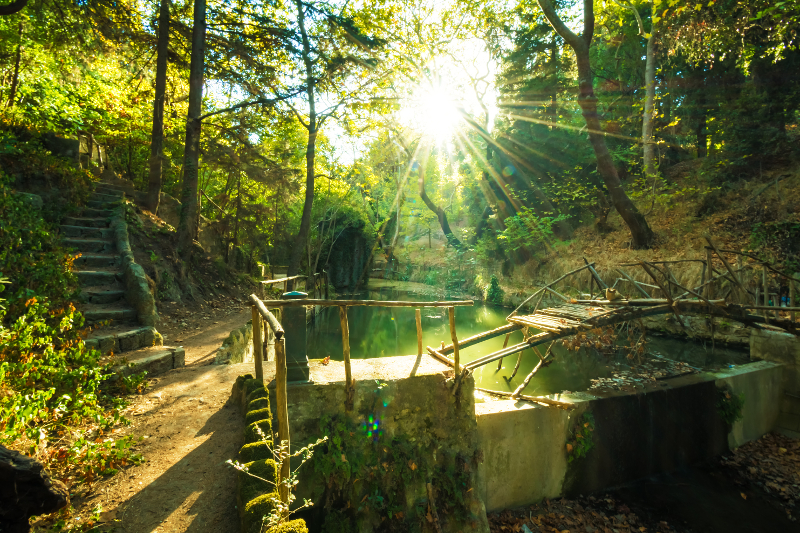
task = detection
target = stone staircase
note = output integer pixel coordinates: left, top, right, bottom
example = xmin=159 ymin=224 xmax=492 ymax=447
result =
xmin=63 ymin=181 xmax=184 ymax=375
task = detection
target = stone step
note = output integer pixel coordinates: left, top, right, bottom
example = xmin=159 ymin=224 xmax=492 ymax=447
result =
xmin=112 ymin=346 xmax=185 ymax=377
xmin=82 ymin=305 xmax=137 ymax=324
xmin=60 ymin=224 xmax=111 ymax=239
xmin=64 ymin=238 xmax=115 ymax=254
xmin=91 ymin=191 xmax=123 ymax=202
xmin=75 ymin=270 xmax=120 ymax=287
xmin=81 ymin=289 xmax=126 ymax=305
xmin=63 ymin=216 xmax=108 ymax=228
xmin=87 ymin=199 xmax=121 ymax=209
xmin=73 ymin=253 xmax=119 ymax=268
xmin=81 ymin=207 xmax=114 ymax=218
xmin=84 ymin=325 xmax=162 ymax=354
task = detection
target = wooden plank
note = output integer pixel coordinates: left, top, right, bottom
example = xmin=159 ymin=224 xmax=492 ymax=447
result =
xmin=255 ymin=298 xmax=474 ymax=308
xmin=415 ymin=309 xmax=422 ymax=357
xmin=616 ymin=267 xmax=651 ymax=298
xmin=426 ymin=346 xmax=455 ymax=367
xmin=448 ymin=307 xmax=459 ymax=375
xmin=251 ymin=305 xmax=264 ymax=382
xmin=439 ymin=323 xmax=523 ymax=355
xmin=475 ymin=387 xmax=574 ymax=409
xmin=260 ymin=275 xmax=306 ymax=285
xmin=249 ymin=294 xmax=284 ymax=339
xmin=585 ymin=257 xmax=608 ymax=290
xmin=339 ymin=306 xmax=353 ymax=410
xmin=275 ymin=337 xmax=290 ymax=503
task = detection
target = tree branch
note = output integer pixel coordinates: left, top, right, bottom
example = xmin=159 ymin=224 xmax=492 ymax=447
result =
xmin=0 ymin=0 xmax=27 ymax=16
xmin=198 ymin=88 xmax=305 ymax=121
xmin=537 ymin=0 xmax=583 ymax=52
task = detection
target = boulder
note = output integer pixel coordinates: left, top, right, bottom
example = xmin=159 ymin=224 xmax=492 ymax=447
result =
xmin=0 ymin=445 xmax=68 ymax=532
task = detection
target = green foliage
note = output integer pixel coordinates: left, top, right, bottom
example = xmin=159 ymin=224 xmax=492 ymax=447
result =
xmin=717 ymin=386 xmax=745 ymax=426
xmin=497 ymin=208 xmax=569 ymax=253
xmin=313 ymin=411 xmax=472 ymax=528
xmin=486 ymin=275 xmax=504 ymax=304
xmin=566 ymin=412 xmax=595 ymax=463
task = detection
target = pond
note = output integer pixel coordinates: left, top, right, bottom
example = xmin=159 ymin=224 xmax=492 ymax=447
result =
xmin=306 ymin=280 xmax=750 ymax=397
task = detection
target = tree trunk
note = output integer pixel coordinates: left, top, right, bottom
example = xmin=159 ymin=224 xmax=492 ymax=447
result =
xmin=642 ymin=29 xmax=657 ymax=177
xmin=287 ymin=0 xmax=317 ymax=277
xmin=537 ymin=0 xmax=654 ymax=249
xmin=6 ymin=23 xmax=22 ymax=108
xmin=417 ymin=147 xmax=461 ymax=248
xmin=176 ymin=0 xmax=206 ymax=266
xmin=146 ymin=0 xmax=171 ymax=214
xmin=0 ymin=0 xmax=28 ymax=16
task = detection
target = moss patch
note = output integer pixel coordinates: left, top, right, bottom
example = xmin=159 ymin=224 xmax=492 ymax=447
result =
xmin=268 ymin=519 xmax=309 ymax=533
xmin=242 ymin=492 xmax=280 ymax=533
xmin=248 ymin=396 xmax=270 ymax=412
xmin=245 ymin=418 xmax=273 ymax=444
xmin=239 ymin=458 xmax=278 ymax=504
xmin=240 ymin=441 xmax=272 ymax=463
xmin=243 ymin=378 xmax=264 ymax=396
xmin=246 ymin=407 xmax=273 ymax=426
xmin=247 ymin=386 xmax=269 ymax=404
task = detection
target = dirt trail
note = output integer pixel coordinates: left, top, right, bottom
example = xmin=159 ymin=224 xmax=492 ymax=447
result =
xmin=75 ymin=308 xmax=267 ymax=533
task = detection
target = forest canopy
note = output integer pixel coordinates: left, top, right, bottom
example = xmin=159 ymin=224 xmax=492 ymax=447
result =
xmin=1 ymin=0 xmax=798 ymax=280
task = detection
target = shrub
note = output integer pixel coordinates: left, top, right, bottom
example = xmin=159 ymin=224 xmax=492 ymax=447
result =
xmin=268 ymin=519 xmax=309 ymax=533
xmin=242 ymin=492 xmax=280 ymax=533
xmin=240 ymin=441 xmax=272 ymax=463
xmin=239 ymin=458 xmax=278 ymax=504
xmin=486 ymin=274 xmax=504 ymax=304
xmin=246 ymin=407 xmax=273 ymax=426
xmin=245 ymin=419 xmax=273 ymax=444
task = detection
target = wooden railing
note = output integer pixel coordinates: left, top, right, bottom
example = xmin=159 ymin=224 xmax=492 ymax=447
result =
xmin=248 ymin=294 xmax=289 ymax=504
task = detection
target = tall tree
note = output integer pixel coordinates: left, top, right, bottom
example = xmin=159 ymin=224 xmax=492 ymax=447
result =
xmin=536 ymin=0 xmax=654 ymax=248
xmin=145 ymin=0 xmax=171 ymax=214
xmin=176 ymin=0 xmax=206 ymax=266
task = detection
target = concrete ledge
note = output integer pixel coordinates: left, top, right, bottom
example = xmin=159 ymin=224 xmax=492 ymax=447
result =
xmin=476 ymin=361 xmax=783 ymax=513
xmin=84 ymin=326 xmax=162 ymax=354
xmin=113 ymin=346 xmax=185 ymax=377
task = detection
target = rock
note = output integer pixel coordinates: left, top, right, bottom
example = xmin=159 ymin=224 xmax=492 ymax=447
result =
xmin=0 ymin=445 xmax=68 ymax=532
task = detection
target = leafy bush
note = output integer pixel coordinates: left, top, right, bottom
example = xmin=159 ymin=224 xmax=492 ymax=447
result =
xmin=497 ymin=207 xmax=569 ymax=252
xmin=486 ymin=275 xmax=504 ymax=304
xmin=566 ymin=412 xmax=595 ymax=463
xmin=717 ymin=386 xmax=745 ymax=426
xmin=0 ymin=176 xmax=142 ymax=492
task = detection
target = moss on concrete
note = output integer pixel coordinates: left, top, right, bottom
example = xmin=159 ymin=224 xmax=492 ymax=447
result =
xmin=240 ymin=441 xmax=272 ymax=463
xmin=242 ymin=492 xmax=279 ymax=533
xmin=243 ymin=378 xmax=264 ymax=397
xmin=267 ymin=519 xmax=308 ymax=533
xmin=247 ymin=386 xmax=270 ymax=404
xmin=239 ymin=458 xmax=278 ymax=504
xmin=246 ymin=407 xmax=273 ymax=426
xmin=245 ymin=418 xmax=273 ymax=444
xmin=248 ymin=396 xmax=270 ymax=412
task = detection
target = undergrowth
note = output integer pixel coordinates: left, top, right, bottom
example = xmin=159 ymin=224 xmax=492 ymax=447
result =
xmin=0 ymin=159 xmax=144 ymax=530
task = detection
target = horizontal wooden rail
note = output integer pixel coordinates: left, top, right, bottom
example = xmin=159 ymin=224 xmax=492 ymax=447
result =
xmin=259 ymin=275 xmax=306 ymax=285
xmin=255 ymin=299 xmax=474 ymax=308
xmin=249 ymin=294 xmax=284 ymax=339
xmin=439 ymin=323 xmax=523 ymax=355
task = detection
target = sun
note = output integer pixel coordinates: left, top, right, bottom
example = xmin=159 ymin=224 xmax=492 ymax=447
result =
xmin=401 ymin=83 xmax=462 ymax=143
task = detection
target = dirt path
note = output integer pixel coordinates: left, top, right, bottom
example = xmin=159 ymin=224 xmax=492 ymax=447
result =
xmin=76 ymin=308 xmax=265 ymax=533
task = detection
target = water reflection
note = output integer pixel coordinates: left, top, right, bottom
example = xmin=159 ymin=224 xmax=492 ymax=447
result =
xmin=307 ymin=282 xmax=749 ymax=396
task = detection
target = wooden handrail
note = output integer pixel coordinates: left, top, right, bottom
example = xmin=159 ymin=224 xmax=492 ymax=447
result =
xmin=260 ymin=275 xmax=307 ymax=285
xmin=249 ymin=294 xmax=284 ymax=339
xmin=255 ymin=298 xmax=473 ymax=308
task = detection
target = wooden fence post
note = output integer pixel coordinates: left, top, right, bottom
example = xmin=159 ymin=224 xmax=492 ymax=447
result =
xmin=339 ymin=306 xmax=353 ymax=410
xmin=275 ymin=336 xmax=290 ymax=504
xmin=251 ymin=305 xmax=263 ymax=381
xmin=706 ymin=248 xmax=714 ymax=300
xmin=448 ymin=307 xmax=459 ymax=375
xmin=763 ymin=265 xmax=770 ymax=323
xmin=415 ymin=309 xmax=422 ymax=358
xmin=791 ymin=279 xmax=796 ymax=323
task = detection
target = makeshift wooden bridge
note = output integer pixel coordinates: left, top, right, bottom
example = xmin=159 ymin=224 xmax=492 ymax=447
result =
xmin=427 ymin=237 xmax=800 ymax=402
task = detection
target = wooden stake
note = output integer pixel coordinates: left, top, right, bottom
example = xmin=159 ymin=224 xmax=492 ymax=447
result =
xmin=275 ymin=337 xmax=290 ymax=504
xmin=791 ymin=279 xmax=796 ymax=323
xmin=763 ymin=265 xmax=769 ymax=324
xmin=509 ymin=328 xmax=528 ymax=380
xmin=448 ymin=307 xmax=459 ymax=375
xmin=706 ymin=248 xmax=714 ymax=301
xmin=737 ymin=254 xmax=743 ymax=304
xmin=339 ymin=306 xmax=353 ymax=410
xmin=617 ymin=267 xmax=651 ymax=298
xmin=415 ymin=309 xmax=422 ymax=357
xmin=705 ymin=237 xmax=754 ymax=303
xmin=497 ymin=332 xmax=511 ymax=370
xmin=251 ymin=305 xmax=263 ymax=382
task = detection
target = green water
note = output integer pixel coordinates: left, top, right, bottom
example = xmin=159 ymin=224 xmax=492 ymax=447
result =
xmin=307 ymin=281 xmax=749 ymax=396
